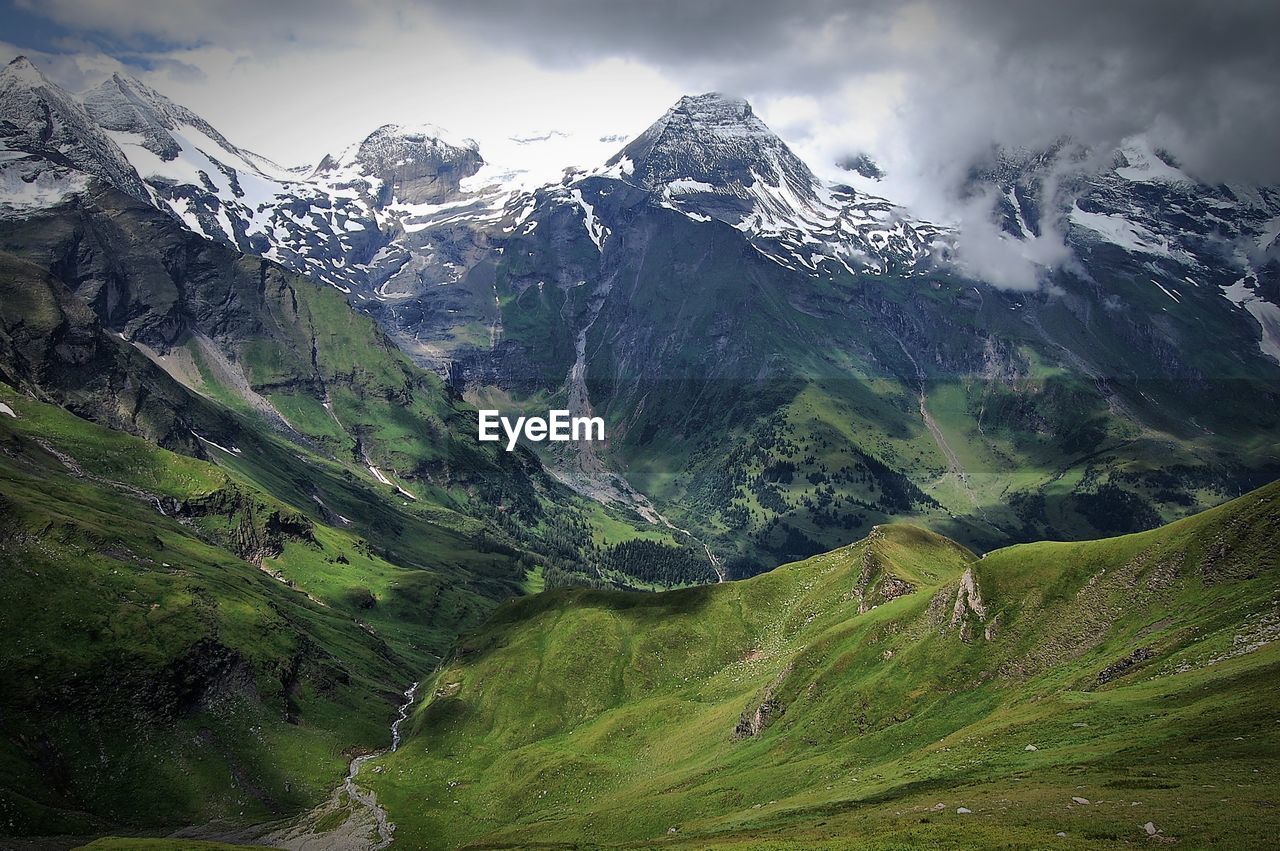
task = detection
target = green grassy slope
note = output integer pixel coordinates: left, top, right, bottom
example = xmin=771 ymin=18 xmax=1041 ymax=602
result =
xmin=0 ymin=378 xmax=606 ymax=838
xmin=368 ymin=479 xmax=1280 ymax=849
xmin=74 ymin=841 xmax=272 ymax=851
xmin=0 ymin=387 xmax=418 ymax=835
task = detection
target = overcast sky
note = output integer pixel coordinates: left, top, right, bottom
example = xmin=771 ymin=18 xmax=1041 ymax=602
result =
xmin=4 ymin=0 xmax=1278 ymax=226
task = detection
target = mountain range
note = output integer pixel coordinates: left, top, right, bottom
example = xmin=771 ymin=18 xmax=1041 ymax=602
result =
xmin=1 ymin=51 xmax=1279 ymax=848
xmin=10 ymin=55 xmax=1277 ymax=575
xmin=0 ymin=55 xmax=697 ymax=839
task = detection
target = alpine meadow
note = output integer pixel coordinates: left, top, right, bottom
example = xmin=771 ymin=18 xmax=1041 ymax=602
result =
xmin=0 ymin=2 xmax=1278 ymax=849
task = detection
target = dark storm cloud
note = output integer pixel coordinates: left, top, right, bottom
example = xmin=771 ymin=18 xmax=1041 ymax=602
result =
xmin=431 ymin=0 xmax=1280 ymax=291
xmin=18 ymin=0 xmax=1280 ymax=183
xmin=11 ymin=0 xmax=369 ymax=49
xmin=436 ymin=0 xmax=1280 ymax=182
xmin=440 ymin=0 xmax=889 ymax=67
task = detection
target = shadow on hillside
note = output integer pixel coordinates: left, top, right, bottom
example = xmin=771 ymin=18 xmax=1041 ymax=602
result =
xmin=452 ymin=580 xmax=718 ymax=668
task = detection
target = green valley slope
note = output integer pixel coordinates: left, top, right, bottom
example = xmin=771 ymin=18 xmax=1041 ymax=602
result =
xmin=0 ymin=185 xmax=677 ymax=841
xmin=0 ymin=387 xmax=418 ymax=835
xmin=367 ymin=479 xmax=1280 ymax=849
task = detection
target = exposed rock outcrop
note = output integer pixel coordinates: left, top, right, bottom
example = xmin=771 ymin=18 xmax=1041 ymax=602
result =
xmin=732 ymin=662 xmax=794 ymax=741
xmin=1095 ymin=646 xmax=1155 ymax=686
xmin=951 ymin=567 xmax=990 ymax=642
xmin=314 ymin=123 xmax=483 ymax=207
xmin=171 ymin=486 xmax=315 ymax=564
xmin=852 ymin=532 xmax=918 ymax=612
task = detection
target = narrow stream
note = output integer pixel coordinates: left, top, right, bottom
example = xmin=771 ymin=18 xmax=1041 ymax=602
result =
xmin=390 ymin=680 xmax=419 ymax=752
xmin=343 ymin=681 xmax=420 ymax=850
xmin=177 ymin=680 xmax=422 ymax=850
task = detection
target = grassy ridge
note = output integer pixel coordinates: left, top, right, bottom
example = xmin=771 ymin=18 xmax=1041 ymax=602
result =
xmin=367 ymin=480 xmax=1280 ymax=848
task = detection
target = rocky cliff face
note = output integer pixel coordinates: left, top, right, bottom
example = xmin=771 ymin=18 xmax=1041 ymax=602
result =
xmin=0 ymin=241 xmax=227 ymax=453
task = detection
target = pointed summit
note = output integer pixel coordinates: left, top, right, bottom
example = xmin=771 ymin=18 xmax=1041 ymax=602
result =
xmin=0 ymin=55 xmax=147 ymax=200
xmin=84 ymin=72 xmax=242 ymax=162
xmin=592 ymin=91 xmax=945 ymax=277
xmin=607 ymin=92 xmax=818 ymax=201
xmin=4 ymin=54 xmax=41 ymax=78
xmin=670 ymin=91 xmax=756 ymax=122
xmin=1 ymin=54 xmax=58 ymax=94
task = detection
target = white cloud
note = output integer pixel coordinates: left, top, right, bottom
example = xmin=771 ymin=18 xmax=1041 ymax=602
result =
xmin=8 ymin=37 xmax=683 ymax=176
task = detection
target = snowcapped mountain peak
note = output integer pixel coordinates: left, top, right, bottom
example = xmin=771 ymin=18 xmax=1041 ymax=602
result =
xmin=379 ymin=122 xmax=478 ymax=154
xmin=1113 ymin=137 xmax=1193 ymax=185
xmin=92 ymin=72 xmax=175 ymax=115
xmin=673 ymin=91 xmax=754 ymax=118
xmin=83 ymin=73 xmax=244 ymax=165
xmin=313 ymin=123 xmax=484 ymax=206
xmin=324 ymin=123 xmax=480 ymax=168
xmin=1 ymin=54 xmax=69 ymax=104
xmin=609 ymin=91 xmax=817 ymax=200
xmin=593 ymin=92 xmax=944 ymax=277
xmin=2 ymin=55 xmax=45 ymax=87
xmin=0 ymin=56 xmax=148 ymax=205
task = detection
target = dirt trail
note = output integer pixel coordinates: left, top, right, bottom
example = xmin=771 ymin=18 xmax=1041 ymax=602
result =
xmin=918 ymin=392 xmax=970 ymax=496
